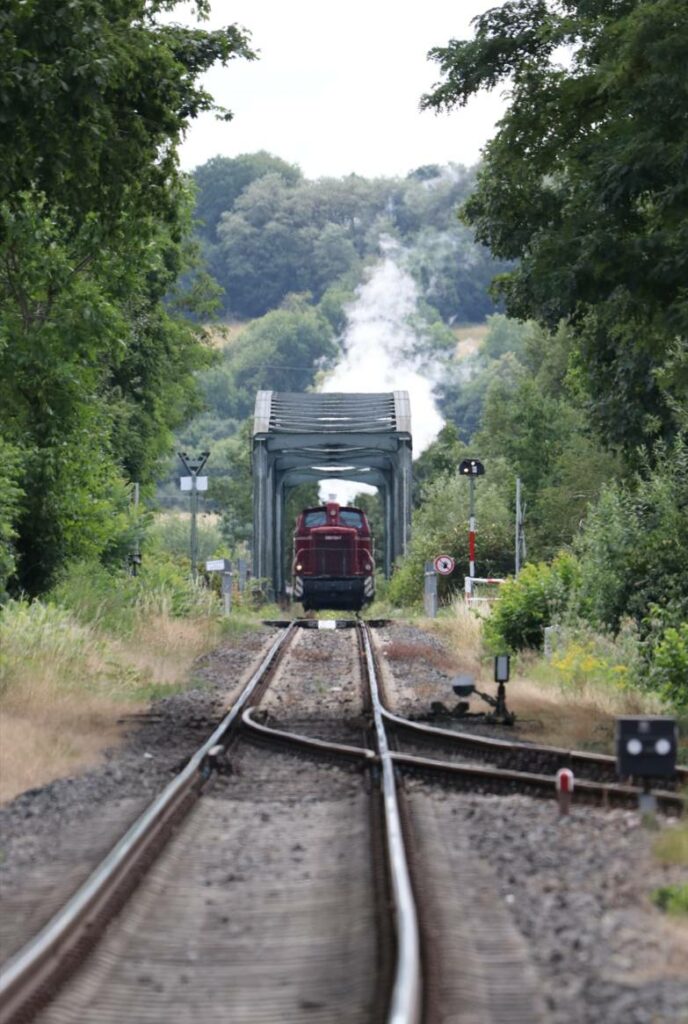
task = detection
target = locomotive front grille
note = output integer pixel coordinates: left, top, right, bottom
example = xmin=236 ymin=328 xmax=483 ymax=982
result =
xmin=313 ymin=535 xmax=354 ymax=575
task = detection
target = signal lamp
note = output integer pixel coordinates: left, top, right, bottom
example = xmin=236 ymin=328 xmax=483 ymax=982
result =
xmin=459 ymin=458 xmax=485 ymax=476
xmin=616 ymin=717 xmax=677 ymax=780
xmin=452 ymin=674 xmax=476 ymax=698
xmin=494 ymin=655 xmax=510 ymax=683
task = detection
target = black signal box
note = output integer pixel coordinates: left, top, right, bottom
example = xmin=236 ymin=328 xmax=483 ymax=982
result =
xmin=459 ymin=458 xmax=485 ymax=476
xmin=616 ymin=717 xmax=677 ymax=779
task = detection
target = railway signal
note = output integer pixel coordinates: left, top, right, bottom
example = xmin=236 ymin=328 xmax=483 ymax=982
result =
xmin=459 ymin=458 xmax=484 ymax=580
xmin=178 ymin=450 xmax=210 ymax=581
xmin=440 ymin=655 xmax=515 ymax=725
xmin=616 ymin=716 xmax=677 ymax=814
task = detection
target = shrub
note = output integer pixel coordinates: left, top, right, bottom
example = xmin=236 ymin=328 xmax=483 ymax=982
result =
xmin=651 ymin=884 xmax=688 ymax=916
xmin=574 ymin=437 xmax=688 ymax=632
xmin=483 ymin=553 xmax=580 ymax=652
xmin=50 ymin=557 xmax=219 ymax=636
xmin=648 ymin=622 xmax=688 ymax=709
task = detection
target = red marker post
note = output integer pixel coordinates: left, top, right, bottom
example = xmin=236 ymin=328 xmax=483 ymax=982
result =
xmin=555 ymin=768 xmax=575 ymax=816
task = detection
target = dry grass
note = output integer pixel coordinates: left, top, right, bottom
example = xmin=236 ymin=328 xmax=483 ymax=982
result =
xmin=427 ymin=599 xmax=487 ymax=681
xmin=451 ymin=322 xmax=489 ymax=361
xmin=0 ymin=602 xmax=223 ymax=803
xmin=654 ymin=823 xmax=688 ymax=867
xmin=506 ymin=646 xmax=669 ymax=752
xmin=0 ymin=703 xmax=130 ymax=803
xmin=422 ymin=599 xmax=669 ymax=754
xmin=111 ymin=613 xmax=220 ymax=688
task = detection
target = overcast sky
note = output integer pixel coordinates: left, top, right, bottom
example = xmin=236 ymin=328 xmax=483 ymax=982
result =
xmin=170 ymin=1 xmax=507 ymax=179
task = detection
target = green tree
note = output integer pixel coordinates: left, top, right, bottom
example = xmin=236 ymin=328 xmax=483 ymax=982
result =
xmin=389 ymin=463 xmax=514 ymax=606
xmin=192 ymin=152 xmax=302 ymax=241
xmin=0 ymin=1 xmax=255 ymax=593
xmin=1 ymin=0 xmax=254 ymax=228
xmin=423 ymin=0 xmax=688 ymax=450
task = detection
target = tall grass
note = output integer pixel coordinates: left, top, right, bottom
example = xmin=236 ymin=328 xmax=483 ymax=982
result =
xmin=0 ymin=557 xmax=259 ymax=802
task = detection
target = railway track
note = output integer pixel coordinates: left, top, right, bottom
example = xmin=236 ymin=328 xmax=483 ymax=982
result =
xmin=1 ymin=620 xmax=684 ymax=1024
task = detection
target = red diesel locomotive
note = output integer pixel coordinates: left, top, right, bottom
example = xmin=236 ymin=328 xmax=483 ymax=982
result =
xmin=292 ymin=502 xmax=375 ymax=611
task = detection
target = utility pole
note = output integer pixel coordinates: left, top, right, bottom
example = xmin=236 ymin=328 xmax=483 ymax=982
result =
xmin=178 ymin=450 xmax=210 ymax=581
xmin=515 ymin=477 xmax=522 ymax=575
xmin=515 ymin=477 xmax=526 ymax=575
xmin=131 ymin=482 xmax=141 ymax=576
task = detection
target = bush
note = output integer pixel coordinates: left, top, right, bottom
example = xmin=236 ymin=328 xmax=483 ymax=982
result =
xmin=50 ymin=557 xmax=219 ymax=636
xmin=652 ymin=884 xmax=688 ymax=916
xmin=648 ymin=622 xmax=688 ymax=709
xmin=483 ymin=553 xmax=580 ymax=652
xmin=574 ymin=437 xmax=688 ymax=632
xmin=0 ymin=438 xmax=23 ymax=601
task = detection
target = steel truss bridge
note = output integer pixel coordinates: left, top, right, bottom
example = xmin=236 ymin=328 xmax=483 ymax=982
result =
xmin=252 ymin=391 xmax=412 ymax=595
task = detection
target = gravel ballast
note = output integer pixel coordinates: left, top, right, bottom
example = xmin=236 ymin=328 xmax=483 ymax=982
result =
xmin=2 ymin=618 xmax=686 ymax=1024
xmin=0 ymin=625 xmax=275 ymax=957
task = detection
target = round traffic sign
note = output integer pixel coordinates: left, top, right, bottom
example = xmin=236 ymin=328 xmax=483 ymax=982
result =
xmin=434 ymin=554 xmax=455 ymax=576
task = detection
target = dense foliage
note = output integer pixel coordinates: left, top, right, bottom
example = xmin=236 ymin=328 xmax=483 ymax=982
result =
xmin=191 ymin=157 xmax=508 ymax=323
xmin=424 ymin=0 xmax=688 ymax=452
xmin=0 ymin=1 xmax=254 ymax=595
xmin=412 ymin=1 xmax=688 ymax=707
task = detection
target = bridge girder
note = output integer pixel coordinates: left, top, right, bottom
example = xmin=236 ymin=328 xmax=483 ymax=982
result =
xmin=252 ymin=391 xmax=412 ymax=595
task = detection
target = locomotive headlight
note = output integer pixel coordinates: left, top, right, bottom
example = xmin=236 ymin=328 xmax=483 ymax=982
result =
xmin=295 ymin=563 xmax=303 ymax=571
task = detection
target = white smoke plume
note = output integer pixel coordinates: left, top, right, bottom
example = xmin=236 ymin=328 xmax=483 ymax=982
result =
xmin=319 ymin=237 xmax=444 ymax=503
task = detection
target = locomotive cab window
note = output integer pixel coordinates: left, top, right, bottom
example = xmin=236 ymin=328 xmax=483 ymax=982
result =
xmin=339 ymin=510 xmax=363 ymax=529
xmin=303 ymin=510 xmax=328 ymax=527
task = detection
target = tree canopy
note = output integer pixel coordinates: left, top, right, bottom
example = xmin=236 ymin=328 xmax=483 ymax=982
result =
xmin=0 ymin=1 xmax=254 ymax=594
xmin=423 ymin=0 xmax=688 ymax=450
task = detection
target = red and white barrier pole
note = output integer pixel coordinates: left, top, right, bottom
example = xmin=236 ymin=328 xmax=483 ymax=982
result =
xmin=555 ymin=768 xmax=575 ymax=815
xmin=468 ymin=476 xmax=476 ymax=578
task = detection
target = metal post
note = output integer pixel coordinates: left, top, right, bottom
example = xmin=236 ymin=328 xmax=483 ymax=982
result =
xmin=468 ymin=476 xmax=476 ymax=579
xmin=178 ymin=451 xmax=209 ymax=585
xmin=515 ymin=477 xmax=521 ymax=576
xmin=190 ymin=472 xmax=198 ymax=582
xmin=424 ymin=561 xmax=438 ymax=618
xmin=221 ymin=571 xmax=232 ymax=616
xmin=131 ymin=482 xmax=141 ymax=576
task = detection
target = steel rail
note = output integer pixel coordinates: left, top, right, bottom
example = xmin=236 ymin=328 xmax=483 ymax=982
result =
xmin=239 ymin=709 xmax=684 ymax=814
xmin=391 ymin=752 xmax=684 ymax=813
xmin=242 ymin=706 xmax=377 ymax=763
xmin=0 ymin=622 xmax=297 ymax=1024
xmin=358 ymin=623 xmax=421 ymax=1024
xmin=376 ymin=684 xmax=688 ymax=786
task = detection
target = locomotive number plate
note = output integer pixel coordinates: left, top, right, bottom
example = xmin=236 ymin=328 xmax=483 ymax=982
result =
xmin=324 ymin=535 xmax=341 ymax=540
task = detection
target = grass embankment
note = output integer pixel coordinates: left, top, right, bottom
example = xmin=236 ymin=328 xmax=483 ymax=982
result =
xmin=425 ymin=599 xmax=678 ymax=757
xmin=0 ymin=561 xmax=260 ymax=803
